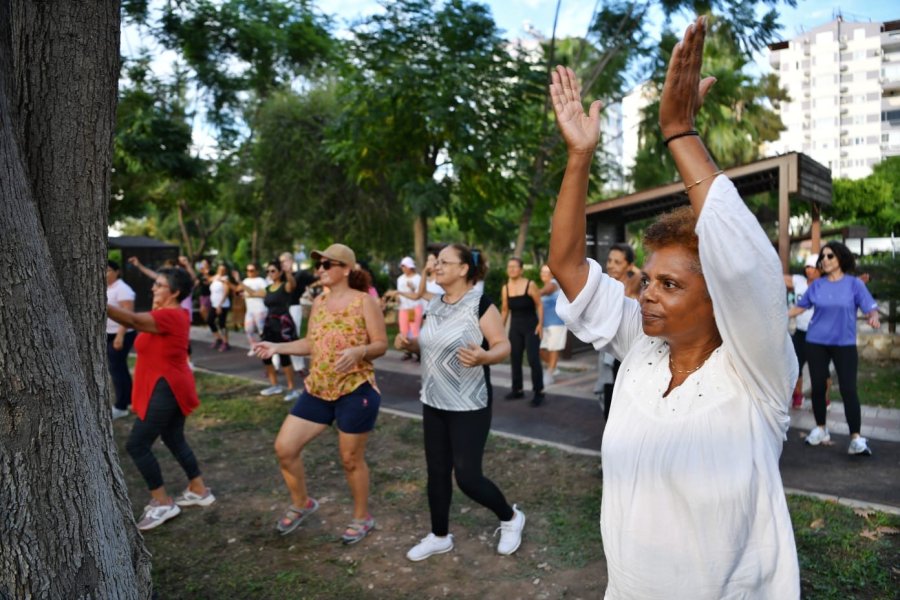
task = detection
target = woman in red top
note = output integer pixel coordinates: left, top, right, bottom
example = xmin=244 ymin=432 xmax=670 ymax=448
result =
xmin=107 ymin=267 xmax=214 ymax=531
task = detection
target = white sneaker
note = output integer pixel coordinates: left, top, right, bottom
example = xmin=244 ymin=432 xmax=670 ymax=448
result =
xmin=847 ymin=437 xmax=873 ymax=456
xmin=805 ymin=426 xmax=831 ymax=446
xmin=544 ymin=373 xmax=555 ymax=387
xmin=553 ymin=368 xmax=561 ymax=376
xmin=137 ymin=500 xmax=181 ymax=531
xmin=260 ymin=385 xmax=285 ymax=397
xmin=111 ymin=407 xmax=130 ymax=420
xmin=496 ymin=505 xmax=526 ymax=555
xmin=174 ymin=488 xmax=216 ymax=507
xmin=284 ymin=389 xmax=301 ymax=403
xmin=406 ymin=533 xmax=454 ymax=561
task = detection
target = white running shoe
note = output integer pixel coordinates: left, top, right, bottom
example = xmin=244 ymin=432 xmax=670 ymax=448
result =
xmin=260 ymin=385 xmax=285 ymax=397
xmin=496 ymin=505 xmax=526 ymax=555
xmin=805 ymin=426 xmax=831 ymax=446
xmin=284 ymin=389 xmax=302 ymax=403
xmin=137 ymin=501 xmax=181 ymax=531
xmin=174 ymin=488 xmax=216 ymax=507
xmin=111 ymin=407 xmax=130 ymax=420
xmin=847 ymin=437 xmax=873 ymax=456
xmin=406 ymin=533 xmax=454 ymax=561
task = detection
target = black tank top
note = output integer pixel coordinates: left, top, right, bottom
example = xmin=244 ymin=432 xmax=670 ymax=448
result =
xmin=507 ymin=280 xmax=536 ymax=320
xmin=264 ymin=283 xmax=292 ymax=316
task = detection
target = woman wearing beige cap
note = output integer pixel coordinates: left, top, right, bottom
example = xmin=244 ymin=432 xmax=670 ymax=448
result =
xmin=254 ymin=243 xmax=388 ymax=544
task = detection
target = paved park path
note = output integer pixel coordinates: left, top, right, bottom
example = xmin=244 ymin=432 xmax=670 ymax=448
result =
xmin=190 ymin=327 xmax=900 ymax=514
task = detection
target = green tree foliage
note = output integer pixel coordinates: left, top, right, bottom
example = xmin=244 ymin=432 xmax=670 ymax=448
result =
xmin=329 ymin=0 xmax=535 ymax=261
xmin=830 ymin=161 xmax=900 ymax=236
xmin=112 ymin=56 xmax=204 ymax=221
xmin=155 ymin=0 xmax=334 ymax=147
xmin=252 ymin=87 xmax=406 ymax=258
xmin=631 ymin=15 xmax=788 ymax=190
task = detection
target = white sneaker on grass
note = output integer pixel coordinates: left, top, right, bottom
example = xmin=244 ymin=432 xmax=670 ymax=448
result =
xmin=847 ymin=437 xmax=872 ymax=456
xmin=496 ymin=504 xmax=526 ymax=555
xmin=175 ymin=488 xmax=216 ymax=507
xmin=284 ymin=389 xmax=301 ymax=403
xmin=260 ymin=385 xmax=284 ymax=397
xmin=406 ymin=533 xmax=454 ymax=561
xmin=805 ymin=426 xmax=831 ymax=446
xmin=137 ymin=500 xmax=181 ymax=531
xmin=111 ymin=407 xmax=130 ymax=420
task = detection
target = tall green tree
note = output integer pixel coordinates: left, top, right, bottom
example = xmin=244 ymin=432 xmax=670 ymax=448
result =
xmin=830 ymin=160 xmax=899 ymax=236
xmin=329 ymin=0 xmax=532 ymax=263
xmin=631 ymin=15 xmax=788 ymax=190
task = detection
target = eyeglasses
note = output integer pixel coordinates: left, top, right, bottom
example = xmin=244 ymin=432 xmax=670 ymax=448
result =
xmin=266 ymin=268 xmax=278 ymax=274
xmin=435 ymin=259 xmax=462 ymax=267
xmin=822 ymin=252 xmax=836 ymax=260
xmin=152 ymin=281 xmax=169 ymax=289
xmin=316 ymin=259 xmax=345 ymax=271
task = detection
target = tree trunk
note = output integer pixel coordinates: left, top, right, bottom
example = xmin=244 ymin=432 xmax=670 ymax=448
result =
xmin=413 ymin=212 xmax=428 ymax=267
xmin=0 ymin=1 xmax=151 ymax=597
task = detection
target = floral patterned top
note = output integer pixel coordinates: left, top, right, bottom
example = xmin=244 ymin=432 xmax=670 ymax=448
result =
xmin=304 ymin=292 xmax=377 ymax=400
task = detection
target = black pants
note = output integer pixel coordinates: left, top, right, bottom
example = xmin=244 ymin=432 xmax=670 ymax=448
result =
xmin=207 ymin=307 xmax=229 ymax=334
xmin=107 ymin=331 xmax=137 ymax=410
xmin=423 ymin=404 xmax=513 ymax=536
xmin=807 ymin=342 xmax=861 ymax=434
xmin=126 ymin=379 xmax=201 ymax=490
xmin=509 ymin=316 xmax=543 ymax=393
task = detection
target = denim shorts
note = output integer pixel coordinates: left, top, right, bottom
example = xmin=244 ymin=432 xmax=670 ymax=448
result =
xmin=290 ymin=382 xmax=381 ymax=434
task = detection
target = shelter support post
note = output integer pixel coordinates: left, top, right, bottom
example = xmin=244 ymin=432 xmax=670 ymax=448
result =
xmin=778 ymin=164 xmax=790 ymax=272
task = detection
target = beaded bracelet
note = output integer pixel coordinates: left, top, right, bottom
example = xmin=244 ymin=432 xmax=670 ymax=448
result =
xmin=662 ymin=129 xmax=699 ymax=147
xmin=684 ymin=170 xmax=724 ymax=192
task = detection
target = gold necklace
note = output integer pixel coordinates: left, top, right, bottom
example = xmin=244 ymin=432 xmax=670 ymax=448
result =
xmin=669 ymin=354 xmax=708 ymax=374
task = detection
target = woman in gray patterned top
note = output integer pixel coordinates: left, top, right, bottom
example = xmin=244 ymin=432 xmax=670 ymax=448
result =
xmin=395 ymin=243 xmax=526 ymax=561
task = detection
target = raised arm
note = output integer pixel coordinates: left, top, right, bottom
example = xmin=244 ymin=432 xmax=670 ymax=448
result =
xmin=128 ymin=256 xmax=158 ymax=281
xmin=547 ymin=66 xmax=601 ymax=300
xmin=107 ymin=304 xmax=159 ymax=334
xmin=659 ymin=15 xmax=719 ymax=216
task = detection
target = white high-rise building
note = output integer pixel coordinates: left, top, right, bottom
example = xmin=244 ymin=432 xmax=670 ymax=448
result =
xmin=767 ymin=17 xmax=900 ymax=179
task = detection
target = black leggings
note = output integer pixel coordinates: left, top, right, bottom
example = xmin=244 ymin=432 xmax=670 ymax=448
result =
xmin=423 ymin=404 xmax=513 ymax=536
xmin=126 ymin=379 xmax=201 ymax=490
xmin=509 ymin=316 xmax=543 ymax=393
xmin=207 ymin=307 xmax=229 ymax=334
xmin=806 ymin=343 xmax=861 ymax=434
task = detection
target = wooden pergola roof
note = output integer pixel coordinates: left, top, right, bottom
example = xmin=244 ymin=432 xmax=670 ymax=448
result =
xmin=586 ymin=152 xmax=832 ymax=270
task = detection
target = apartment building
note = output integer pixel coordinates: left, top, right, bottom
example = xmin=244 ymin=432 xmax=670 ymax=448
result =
xmin=767 ymin=17 xmax=900 ymax=179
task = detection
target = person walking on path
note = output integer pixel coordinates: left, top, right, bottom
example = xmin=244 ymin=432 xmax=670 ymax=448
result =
xmin=395 ymin=256 xmax=424 ymax=361
xmin=208 ymin=264 xmax=233 ymax=351
xmin=538 ymin=265 xmax=566 ymax=387
xmin=784 ymin=254 xmax=829 ymax=409
xmin=107 ymin=267 xmax=215 ymax=531
xmin=246 ymin=260 xmax=299 ymax=401
xmin=235 ymin=263 xmax=269 ymax=356
xmin=395 ymin=244 xmax=525 ymax=561
xmin=107 ymin=260 xmax=137 ymax=420
xmin=255 ymin=243 xmax=387 ymax=545
xmin=548 ymin=16 xmax=800 ymax=597
xmin=501 ymin=257 xmax=544 ymax=406
xmin=789 ymin=241 xmax=880 ymax=455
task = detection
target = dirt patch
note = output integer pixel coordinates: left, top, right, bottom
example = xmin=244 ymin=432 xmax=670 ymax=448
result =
xmin=114 ymin=373 xmax=605 ymax=599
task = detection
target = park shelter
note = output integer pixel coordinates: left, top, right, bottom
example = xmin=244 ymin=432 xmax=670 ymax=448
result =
xmin=109 ymin=236 xmax=180 ymax=311
xmin=585 ymin=152 xmax=833 ymax=272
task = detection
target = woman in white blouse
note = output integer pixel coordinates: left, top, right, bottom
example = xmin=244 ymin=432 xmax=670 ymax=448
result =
xmin=548 ymin=16 xmax=799 ymax=599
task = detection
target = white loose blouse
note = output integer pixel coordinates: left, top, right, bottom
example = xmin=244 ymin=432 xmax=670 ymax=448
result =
xmin=557 ymin=176 xmax=800 ymax=599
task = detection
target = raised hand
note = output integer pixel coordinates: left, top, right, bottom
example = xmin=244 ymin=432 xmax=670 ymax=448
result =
xmin=549 ymin=66 xmax=602 ymax=155
xmin=127 ymin=256 xmax=141 ymax=266
xmin=659 ymin=15 xmax=716 ymax=139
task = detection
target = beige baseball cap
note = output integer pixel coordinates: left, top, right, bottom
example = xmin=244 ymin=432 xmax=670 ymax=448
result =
xmin=311 ymin=243 xmax=356 ymax=266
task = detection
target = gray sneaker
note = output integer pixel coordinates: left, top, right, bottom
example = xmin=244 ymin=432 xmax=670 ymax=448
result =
xmin=174 ymin=488 xmax=216 ymax=507
xmin=111 ymin=407 xmax=130 ymax=420
xmin=260 ymin=385 xmax=285 ymax=397
xmin=137 ymin=500 xmax=181 ymax=531
xmin=284 ymin=389 xmax=302 ymax=403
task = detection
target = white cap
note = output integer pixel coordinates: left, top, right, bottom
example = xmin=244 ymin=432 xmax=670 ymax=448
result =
xmin=400 ymin=256 xmax=416 ymax=269
xmin=804 ymin=254 xmax=819 ymax=269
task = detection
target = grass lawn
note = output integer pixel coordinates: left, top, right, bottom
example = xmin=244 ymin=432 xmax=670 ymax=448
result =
xmin=831 ymin=358 xmax=900 ymax=410
xmin=114 ymin=370 xmax=900 ymax=599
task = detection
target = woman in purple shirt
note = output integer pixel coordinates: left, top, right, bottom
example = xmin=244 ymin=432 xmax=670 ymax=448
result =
xmin=789 ymin=241 xmax=880 ymax=455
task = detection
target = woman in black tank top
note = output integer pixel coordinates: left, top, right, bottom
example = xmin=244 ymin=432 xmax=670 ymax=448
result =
xmin=500 ymin=257 xmax=544 ymax=406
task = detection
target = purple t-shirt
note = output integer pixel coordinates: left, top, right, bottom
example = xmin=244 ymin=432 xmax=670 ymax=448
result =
xmin=797 ymin=276 xmax=877 ymax=346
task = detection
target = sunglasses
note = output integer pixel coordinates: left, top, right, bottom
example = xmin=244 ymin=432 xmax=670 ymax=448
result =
xmin=822 ymin=252 xmax=836 ymax=260
xmin=266 ymin=268 xmax=278 ymax=274
xmin=316 ymin=259 xmax=345 ymax=270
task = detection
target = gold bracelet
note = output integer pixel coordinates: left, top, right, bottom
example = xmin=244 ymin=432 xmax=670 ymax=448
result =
xmin=684 ymin=170 xmax=724 ymax=192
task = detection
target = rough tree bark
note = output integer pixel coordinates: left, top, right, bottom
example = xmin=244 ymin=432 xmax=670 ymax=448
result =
xmin=0 ymin=1 xmax=151 ymax=598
